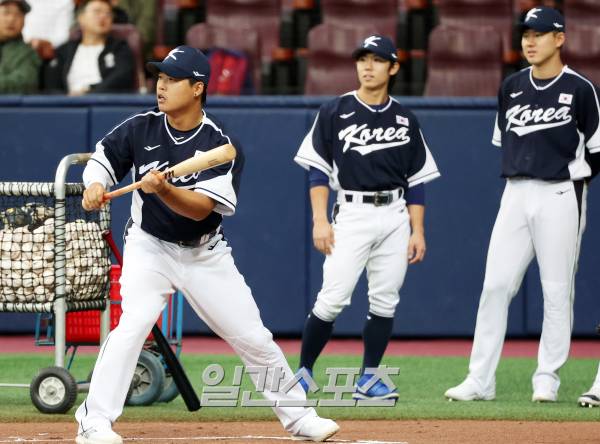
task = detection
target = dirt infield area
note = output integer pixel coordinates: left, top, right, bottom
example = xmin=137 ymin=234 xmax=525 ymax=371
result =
xmin=2 ymin=420 xmax=599 ymax=443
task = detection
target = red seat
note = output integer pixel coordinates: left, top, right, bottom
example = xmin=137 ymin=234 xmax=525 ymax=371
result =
xmin=563 ymin=23 xmax=600 ymax=86
xmin=436 ymin=0 xmax=516 ymax=64
xmin=304 ymin=23 xmax=381 ymax=95
xmin=424 ymin=23 xmax=503 ymax=96
xmin=564 ymin=0 xmax=600 ymax=26
xmin=205 ymin=0 xmax=282 ymax=66
xmin=186 ymin=22 xmax=261 ymax=93
xmin=320 ymin=0 xmax=398 ymax=37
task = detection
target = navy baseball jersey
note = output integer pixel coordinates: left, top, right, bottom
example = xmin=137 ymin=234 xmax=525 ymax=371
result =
xmin=492 ymin=66 xmax=600 ymax=180
xmin=294 ymin=91 xmax=440 ymax=191
xmin=83 ymin=108 xmax=244 ymax=243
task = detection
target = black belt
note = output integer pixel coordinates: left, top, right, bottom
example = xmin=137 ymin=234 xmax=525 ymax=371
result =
xmin=343 ymin=190 xmax=403 ymax=206
xmin=174 ymin=227 xmax=221 ymax=248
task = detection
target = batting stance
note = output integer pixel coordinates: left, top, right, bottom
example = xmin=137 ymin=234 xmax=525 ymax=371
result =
xmin=445 ymin=7 xmax=600 ymax=403
xmin=294 ymin=35 xmax=440 ymax=400
xmin=75 ymin=46 xmax=339 ymax=444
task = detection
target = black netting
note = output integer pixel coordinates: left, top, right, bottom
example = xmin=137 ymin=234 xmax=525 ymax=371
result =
xmin=0 ymin=182 xmax=111 ymax=312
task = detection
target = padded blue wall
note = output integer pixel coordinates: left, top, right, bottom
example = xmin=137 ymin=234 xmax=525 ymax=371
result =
xmin=0 ymin=96 xmax=598 ymax=338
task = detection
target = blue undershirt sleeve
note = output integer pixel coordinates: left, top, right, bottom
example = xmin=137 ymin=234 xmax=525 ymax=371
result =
xmin=405 ymin=183 xmax=425 ymax=205
xmin=309 ymin=167 xmax=329 ymax=188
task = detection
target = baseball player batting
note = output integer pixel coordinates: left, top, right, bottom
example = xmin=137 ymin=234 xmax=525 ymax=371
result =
xmin=445 ymin=7 xmax=600 ymax=403
xmin=75 ymin=46 xmax=339 ymax=443
xmin=294 ymin=34 xmax=440 ymax=400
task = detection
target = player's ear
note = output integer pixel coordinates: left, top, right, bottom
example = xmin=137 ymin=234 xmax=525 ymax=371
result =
xmin=194 ymin=81 xmax=204 ymax=98
xmin=555 ymin=31 xmax=565 ymax=49
xmin=389 ymin=61 xmax=400 ymax=77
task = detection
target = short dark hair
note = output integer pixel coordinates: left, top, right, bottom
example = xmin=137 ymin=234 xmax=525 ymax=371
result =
xmin=77 ymin=0 xmax=111 ymax=14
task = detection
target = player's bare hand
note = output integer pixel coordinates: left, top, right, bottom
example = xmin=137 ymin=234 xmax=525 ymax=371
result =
xmin=407 ymin=231 xmax=426 ymax=264
xmin=140 ymin=170 xmax=167 ymax=194
xmin=82 ymin=183 xmax=106 ymax=211
xmin=313 ymin=219 xmax=335 ymax=255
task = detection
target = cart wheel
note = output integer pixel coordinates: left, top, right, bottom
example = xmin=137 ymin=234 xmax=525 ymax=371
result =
xmin=157 ymin=372 xmax=179 ymax=403
xmin=30 ymin=366 xmax=78 ymax=414
xmin=126 ymin=350 xmax=165 ymax=406
xmin=87 ymin=369 xmax=134 ymax=404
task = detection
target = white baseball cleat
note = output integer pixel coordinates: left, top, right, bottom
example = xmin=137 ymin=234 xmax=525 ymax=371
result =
xmin=445 ymin=379 xmax=495 ymax=401
xmin=532 ymin=379 xmax=558 ymax=402
xmin=76 ymin=427 xmax=123 ymax=444
xmin=532 ymin=390 xmax=557 ymax=402
xmin=578 ymin=386 xmax=600 ymax=408
xmin=291 ymin=416 xmax=340 ymax=442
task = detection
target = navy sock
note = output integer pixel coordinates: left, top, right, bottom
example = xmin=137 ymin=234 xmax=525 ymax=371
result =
xmin=361 ymin=312 xmax=394 ymax=373
xmin=299 ymin=311 xmax=334 ymax=370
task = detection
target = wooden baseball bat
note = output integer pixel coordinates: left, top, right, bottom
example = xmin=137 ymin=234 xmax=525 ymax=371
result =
xmin=103 ymin=231 xmax=201 ymax=411
xmin=103 ymin=143 xmax=236 ymax=201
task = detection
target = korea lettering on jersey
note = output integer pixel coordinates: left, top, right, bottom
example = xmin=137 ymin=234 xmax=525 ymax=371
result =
xmin=294 ymin=91 xmax=439 ymax=191
xmin=83 ymin=108 xmax=243 ymax=243
xmin=492 ymin=66 xmax=600 ymax=180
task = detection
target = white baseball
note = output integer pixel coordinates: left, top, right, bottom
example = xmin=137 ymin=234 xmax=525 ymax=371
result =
xmin=22 ymin=272 xmax=39 ymax=287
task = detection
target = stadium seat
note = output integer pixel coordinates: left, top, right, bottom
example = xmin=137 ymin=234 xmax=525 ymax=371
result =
xmin=424 ymin=23 xmax=503 ymax=96
xmin=564 ymin=0 xmax=600 ymax=26
xmin=562 ymin=23 xmax=600 ymax=86
xmin=185 ymin=22 xmax=262 ymax=93
xmin=320 ymin=0 xmax=398 ymax=37
xmin=204 ymin=0 xmax=284 ymax=67
xmin=435 ymin=0 xmax=517 ymax=64
xmin=304 ymin=23 xmax=381 ymax=95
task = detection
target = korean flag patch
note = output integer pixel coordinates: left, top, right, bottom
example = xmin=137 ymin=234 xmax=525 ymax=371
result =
xmin=396 ymin=115 xmax=409 ymax=126
xmin=558 ymin=93 xmax=573 ymax=105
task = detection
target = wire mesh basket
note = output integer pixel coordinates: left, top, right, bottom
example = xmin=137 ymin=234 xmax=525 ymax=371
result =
xmin=0 ymin=182 xmax=111 ymax=313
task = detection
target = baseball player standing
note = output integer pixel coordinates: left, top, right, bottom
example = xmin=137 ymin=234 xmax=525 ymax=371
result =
xmin=75 ymin=46 xmax=339 ymax=444
xmin=445 ymin=7 xmax=600 ymax=403
xmin=294 ymin=35 xmax=440 ymax=400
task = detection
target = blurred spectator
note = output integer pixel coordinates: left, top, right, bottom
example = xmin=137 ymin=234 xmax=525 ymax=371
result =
xmin=44 ymin=0 xmax=134 ymax=95
xmin=111 ymin=0 xmax=156 ymax=61
xmin=0 ymin=0 xmax=40 ymax=93
xmin=22 ymin=0 xmax=74 ymax=60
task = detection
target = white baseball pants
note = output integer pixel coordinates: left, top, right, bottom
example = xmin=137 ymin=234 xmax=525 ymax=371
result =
xmin=312 ymin=194 xmax=410 ymax=321
xmin=467 ymin=178 xmax=586 ymax=395
xmin=75 ymin=224 xmax=317 ymax=434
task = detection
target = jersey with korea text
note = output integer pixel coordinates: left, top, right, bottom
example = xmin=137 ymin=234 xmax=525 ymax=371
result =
xmin=492 ymin=66 xmax=600 ymax=180
xmin=85 ymin=108 xmax=244 ymax=243
xmin=294 ymin=91 xmax=440 ymax=191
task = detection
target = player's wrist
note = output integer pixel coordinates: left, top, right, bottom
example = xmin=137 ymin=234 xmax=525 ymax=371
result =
xmin=157 ymin=182 xmax=171 ymax=196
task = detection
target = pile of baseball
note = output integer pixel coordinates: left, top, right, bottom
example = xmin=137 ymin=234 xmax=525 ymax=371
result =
xmin=0 ymin=218 xmax=110 ymax=304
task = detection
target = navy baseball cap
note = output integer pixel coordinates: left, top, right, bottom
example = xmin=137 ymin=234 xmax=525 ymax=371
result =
xmin=147 ymin=45 xmax=210 ymax=83
xmin=519 ymin=6 xmax=565 ymax=33
xmin=352 ymin=35 xmax=398 ymax=63
xmin=0 ymin=0 xmax=31 ymax=13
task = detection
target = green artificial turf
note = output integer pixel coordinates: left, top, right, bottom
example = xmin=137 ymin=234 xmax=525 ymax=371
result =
xmin=0 ymin=353 xmax=599 ymax=423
